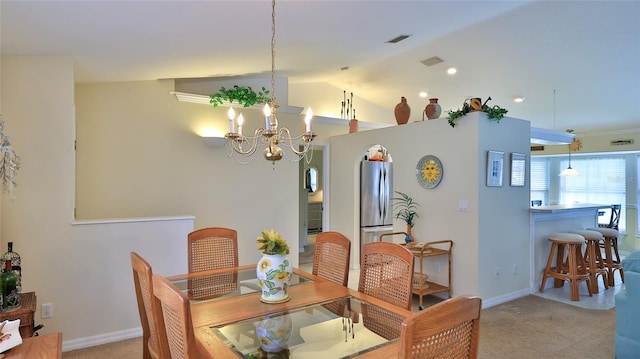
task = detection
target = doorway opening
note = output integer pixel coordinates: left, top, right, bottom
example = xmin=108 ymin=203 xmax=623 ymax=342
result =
xmin=299 ymin=144 xmax=327 ymax=265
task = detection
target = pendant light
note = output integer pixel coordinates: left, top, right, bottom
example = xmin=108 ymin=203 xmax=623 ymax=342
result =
xmin=559 ymin=129 xmax=579 ymax=176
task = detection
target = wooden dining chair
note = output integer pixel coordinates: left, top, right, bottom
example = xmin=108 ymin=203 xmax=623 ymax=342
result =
xmin=188 ymin=227 xmax=238 ymax=273
xmin=399 ymin=295 xmax=482 ymax=359
xmin=152 ymin=273 xmax=214 ymax=359
xmin=130 ymin=252 xmax=166 ymax=359
xmin=358 ymin=241 xmax=414 ymax=310
xmin=312 ymin=231 xmax=351 ymax=286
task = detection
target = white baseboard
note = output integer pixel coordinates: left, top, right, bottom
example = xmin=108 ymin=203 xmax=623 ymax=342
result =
xmin=482 ymin=289 xmax=531 ymax=309
xmin=62 ymin=327 xmax=142 ymax=352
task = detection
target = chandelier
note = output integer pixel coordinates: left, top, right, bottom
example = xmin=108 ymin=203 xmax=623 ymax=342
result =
xmin=224 ymin=0 xmax=314 ymax=164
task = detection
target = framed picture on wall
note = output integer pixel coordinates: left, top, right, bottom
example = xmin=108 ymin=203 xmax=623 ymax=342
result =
xmin=510 ymin=153 xmax=526 ymax=187
xmin=486 ymin=151 xmax=504 ymax=187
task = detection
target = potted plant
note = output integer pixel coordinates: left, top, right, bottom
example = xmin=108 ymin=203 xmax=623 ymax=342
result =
xmin=256 ymin=229 xmax=292 ymax=303
xmin=209 ymin=85 xmax=271 ymax=108
xmin=393 ymin=191 xmax=419 ymax=242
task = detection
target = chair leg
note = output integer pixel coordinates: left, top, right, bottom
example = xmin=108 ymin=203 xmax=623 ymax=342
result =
xmin=540 ymin=242 xmax=558 ymax=293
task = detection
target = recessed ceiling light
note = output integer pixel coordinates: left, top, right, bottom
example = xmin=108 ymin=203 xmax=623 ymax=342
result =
xmin=419 ymin=91 xmax=428 ymax=98
xmin=514 ymin=96 xmax=525 ymax=103
xmin=447 ymin=67 xmax=457 ymax=75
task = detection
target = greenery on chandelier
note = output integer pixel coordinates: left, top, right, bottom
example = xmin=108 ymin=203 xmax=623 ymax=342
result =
xmin=257 ymin=229 xmax=290 ymax=255
xmin=209 ymin=85 xmax=271 ymax=108
xmin=447 ymin=99 xmax=508 ymax=128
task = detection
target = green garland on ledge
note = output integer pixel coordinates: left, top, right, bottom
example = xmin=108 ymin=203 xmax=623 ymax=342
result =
xmin=447 ymin=101 xmax=508 ymax=128
xmin=209 ymin=85 xmax=271 ymax=108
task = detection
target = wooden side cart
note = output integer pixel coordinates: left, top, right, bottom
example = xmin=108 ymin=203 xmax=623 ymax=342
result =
xmin=380 ymin=233 xmax=453 ymax=310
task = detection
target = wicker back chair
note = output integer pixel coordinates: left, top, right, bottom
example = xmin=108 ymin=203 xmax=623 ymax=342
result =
xmin=312 ymin=231 xmax=351 ymax=286
xmin=358 ymin=241 xmax=414 ymax=310
xmin=399 ymin=295 xmax=482 ymax=359
xmin=130 ymin=252 xmax=165 ymax=359
xmin=152 ymin=273 xmax=214 ymax=359
xmin=188 ymin=227 xmax=238 ymax=273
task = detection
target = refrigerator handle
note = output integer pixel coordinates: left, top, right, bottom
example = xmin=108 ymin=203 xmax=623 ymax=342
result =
xmin=381 ymin=166 xmax=388 ymax=219
xmin=378 ymin=167 xmax=384 ymax=220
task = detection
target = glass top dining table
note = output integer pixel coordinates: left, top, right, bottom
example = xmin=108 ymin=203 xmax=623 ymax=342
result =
xmin=169 ymin=265 xmax=312 ymax=303
xmin=167 ymin=265 xmax=411 ymax=359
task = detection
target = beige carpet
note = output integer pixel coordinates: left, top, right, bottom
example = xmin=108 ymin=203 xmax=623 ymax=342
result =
xmin=62 ymin=295 xmax=614 ymax=358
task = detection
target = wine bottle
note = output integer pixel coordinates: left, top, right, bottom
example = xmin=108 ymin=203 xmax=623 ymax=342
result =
xmin=0 ymin=260 xmax=19 ymax=310
xmin=1 ymin=242 xmax=21 ymax=294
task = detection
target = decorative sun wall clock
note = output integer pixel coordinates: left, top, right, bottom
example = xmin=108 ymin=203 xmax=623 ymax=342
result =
xmin=416 ymin=155 xmax=443 ymax=189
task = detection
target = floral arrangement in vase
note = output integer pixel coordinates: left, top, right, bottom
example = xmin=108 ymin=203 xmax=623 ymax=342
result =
xmin=257 ymin=229 xmax=290 ymax=255
xmin=256 ymin=230 xmax=292 ymax=303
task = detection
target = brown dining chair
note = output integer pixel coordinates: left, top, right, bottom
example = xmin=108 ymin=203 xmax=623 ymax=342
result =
xmin=152 ymin=273 xmax=214 ymax=358
xmin=312 ymin=231 xmax=351 ymax=286
xmin=130 ymin=252 xmax=166 ymax=359
xmin=399 ymin=295 xmax=482 ymax=359
xmin=358 ymin=241 xmax=414 ymax=310
xmin=188 ymin=227 xmax=238 ymax=273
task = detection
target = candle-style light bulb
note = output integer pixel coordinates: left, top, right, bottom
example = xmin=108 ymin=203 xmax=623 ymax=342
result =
xmin=228 ymin=107 xmax=235 ymax=133
xmin=263 ymin=104 xmax=271 ymax=129
xmin=304 ymin=108 xmax=313 ymax=132
xmin=237 ymin=114 xmax=244 ymax=136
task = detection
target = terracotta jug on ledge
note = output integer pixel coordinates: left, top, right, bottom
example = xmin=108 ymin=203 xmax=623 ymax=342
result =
xmin=394 ymin=97 xmax=411 ymax=125
xmin=423 ymin=98 xmax=441 ymax=120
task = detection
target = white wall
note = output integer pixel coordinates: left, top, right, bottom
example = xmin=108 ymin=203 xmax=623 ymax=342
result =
xmin=329 ymin=112 xmax=531 ymax=305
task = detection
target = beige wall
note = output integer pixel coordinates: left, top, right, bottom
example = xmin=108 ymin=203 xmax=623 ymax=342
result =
xmin=1 ymin=56 xmax=193 ymax=349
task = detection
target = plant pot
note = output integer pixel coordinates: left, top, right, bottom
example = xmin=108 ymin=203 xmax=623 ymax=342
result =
xmin=406 ymin=225 xmax=414 ymax=243
xmin=256 ymin=253 xmax=292 ymax=303
xmin=349 ymin=119 xmax=358 ymax=133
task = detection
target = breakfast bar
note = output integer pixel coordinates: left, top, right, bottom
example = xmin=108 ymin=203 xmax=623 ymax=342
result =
xmin=530 ymin=203 xmax=609 ymax=291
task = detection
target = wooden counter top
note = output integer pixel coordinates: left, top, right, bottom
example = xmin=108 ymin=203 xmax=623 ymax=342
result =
xmin=2 ymin=332 xmax=62 ymax=359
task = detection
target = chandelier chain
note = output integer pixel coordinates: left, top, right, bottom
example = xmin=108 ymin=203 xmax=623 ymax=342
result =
xmin=271 ymin=0 xmax=276 ymax=106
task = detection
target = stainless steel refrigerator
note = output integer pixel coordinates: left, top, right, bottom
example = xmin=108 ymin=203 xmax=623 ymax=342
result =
xmin=360 ymin=160 xmax=394 ymax=257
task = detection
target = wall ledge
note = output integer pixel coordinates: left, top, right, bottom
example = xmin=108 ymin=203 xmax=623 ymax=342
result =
xmin=71 ymin=215 xmax=195 ymax=226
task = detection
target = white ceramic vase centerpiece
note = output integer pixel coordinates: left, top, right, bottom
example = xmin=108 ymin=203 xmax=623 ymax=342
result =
xmin=256 ymin=229 xmax=292 ymax=303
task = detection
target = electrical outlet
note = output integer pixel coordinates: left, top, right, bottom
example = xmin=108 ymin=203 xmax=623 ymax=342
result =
xmin=435 ymin=263 xmax=441 ymax=273
xmin=494 ymin=267 xmax=500 ymax=280
xmin=42 ymin=303 xmax=53 ymax=318
xmin=513 ymin=263 xmax=519 ymax=275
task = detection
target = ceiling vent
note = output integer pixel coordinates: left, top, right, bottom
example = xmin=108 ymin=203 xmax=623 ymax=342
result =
xmin=421 ymin=56 xmax=445 ymax=67
xmin=610 ymin=139 xmax=634 ymax=146
xmin=531 ymin=145 xmax=545 ymax=151
xmin=386 ymin=35 xmax=411 ymax=44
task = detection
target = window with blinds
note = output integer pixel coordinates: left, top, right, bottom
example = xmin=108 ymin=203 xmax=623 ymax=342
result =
xmin=559 ymin=156 xmax=626 ymax=231
xmin=530 ymin=158 xmax=549 ymax=205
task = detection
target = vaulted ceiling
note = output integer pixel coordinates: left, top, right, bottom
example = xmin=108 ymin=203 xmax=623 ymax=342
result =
xmin=2 ymin=0 xmax=639 ymax=135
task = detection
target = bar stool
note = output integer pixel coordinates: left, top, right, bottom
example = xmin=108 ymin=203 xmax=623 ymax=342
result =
xmin=540 ymin=233 xmax=593 ymax=301
xmin=587 ymin=227 xmax=624 ymax=286
xmin=569 ymin=229 xmax=608 ymax=293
